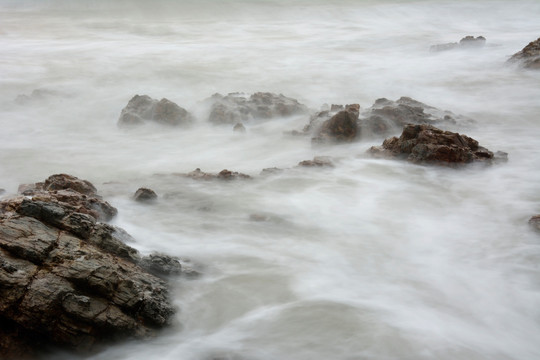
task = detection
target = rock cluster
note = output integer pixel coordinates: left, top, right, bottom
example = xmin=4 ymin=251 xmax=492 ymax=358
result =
xmin=430 ymin=35 xmax=486 ymax=52
xmin=508 ymin=37 xmax=540 ymax=69
xmin=185 ymin=168 xmax=251 ymax=180
xmin=0 ymin=174 xmax=185 ymax=358
xmin=207 ymin=92 xmax=309 ymax=125
xmin=368 ymin=124 xmax=506 ymax=165
xmin=118 ymin=95 xmax=194 ymax=127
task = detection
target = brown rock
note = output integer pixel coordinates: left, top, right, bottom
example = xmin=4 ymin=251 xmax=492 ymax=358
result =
xmin=118 ymin=95 xmax=194 ymax=127
xmin=297 ymin=156 xmax=334 ymax=168
xmin=134 ymin=188 xmax=158 ymax=202
xmin=368 ymin=124 xmax=505 ymax=165
xmin=312 ymin=105 xmax=359 ymax=144
xmin=508 ymin=37 xmax=540 ymax=69
xmin=529 ymin=215 xmax=540 ymax=232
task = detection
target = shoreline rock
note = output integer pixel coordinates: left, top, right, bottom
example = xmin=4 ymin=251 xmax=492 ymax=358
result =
xmin=0 ymin=174 xmax=188 ymax=358
xmin=508 ymin=37 xmax=540 ymax=69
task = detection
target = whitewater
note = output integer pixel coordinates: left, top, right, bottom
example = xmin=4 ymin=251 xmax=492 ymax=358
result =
xmin=1 ymin=0 xmax=540 ymax=359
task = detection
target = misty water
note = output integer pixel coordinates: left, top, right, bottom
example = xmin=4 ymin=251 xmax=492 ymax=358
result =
xmin=1 ymin=0 xmax=540 ymax=359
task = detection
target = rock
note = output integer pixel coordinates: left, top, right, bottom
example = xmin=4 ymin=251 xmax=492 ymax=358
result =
xmin=134 ymin=188 xmax=158 ymax=202
xmin=260 ymin=167 xmax=284 ymax=175
xmin=297 ymin=156 xmax=334 ymax=167
xmin=118 ymin=95 xmax=194 ymax=127
xmin=43 ymin=173 xmax=97 ymax=196
xmin=14 ymin=89 xmax=64 ymax=105
xmin=529 ymin=215 xmax=540 ymax=232
xmin=311 ymin=104 xmax=360 ymax=144
xmin=368 ymin=124 xmax=504 ymax=165
xmin=0 ymin=175 xmax=180 ymax=357
xmin=185 ymin=168 xmax=251 ymax=180
xmin=360 ymin=97 xmax=474 ymax=137
xmin=430 ymin=35 xmax=486 ymax=52
xmin=508 ymin=37 xmax=540 ymax=69
xmin=233 ymin=123 xmax=246 ymax=133
xmin=207 ymin=92 xmax=308 ymax=125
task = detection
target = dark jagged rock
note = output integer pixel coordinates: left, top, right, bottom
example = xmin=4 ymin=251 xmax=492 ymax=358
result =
xmin=297 ymin=156 xmax=334 ymax=168
xmin=185 ymin=168 xmax=251 ymax=180
xmin=508 ymin=37 xmax=540 ymax=69
xmin=134 ymin=188 xmax=158 ymax=203
xmin=360 ymin=97 xmax=474 ymax=138
xmin=0 ymin=175 xmax=183 ymax=357
xmin=311 ymin=104 xmax=360 ymax=144
xmin=529 ymin=215 xmax=540 ymax=232
xmin=368 ymin=124 xmax=506 ymax=165
xmin=430 ymin=35 xmax=486 ymax=52
xmin=207 ymin=92 xmax=308 ymax=125
xmin=118 ymin=95 xmax=194 ymax=127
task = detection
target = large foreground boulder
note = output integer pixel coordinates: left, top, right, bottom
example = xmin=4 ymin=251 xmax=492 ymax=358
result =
xmin=207 ymin=92 xmax=308 ymax=125
xmin=508 ymin=37 xmax=540 ymax=69
xmin=118 ymin=95 xmax=194 ymax=127
xmin=368 ymin=124 xmax=506 ymax=165
xmin=0 ymin=175 xmax=184 ymax=358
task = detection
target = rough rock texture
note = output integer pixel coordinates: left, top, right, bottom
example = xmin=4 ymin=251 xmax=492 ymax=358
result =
xmin=134 ymin=188 xmax=158 ymax=202
xmin=207 ymin=92 xmax=308 ymax=125
xmin=0 ymin=175 xmax=186 ymax=358
xmin=529 ymin=215 xmax=540 ymax=232
xmin=311 ymin=104 xmax=360 ymax=144
xmin=368 ymin=124 xmax=506 ymax=165
xmin=508 ymin=37 xmax=540 ymax=69
xmin=360 ymin=97 xmax=474 ymax=137
xmin=185 ymin=168 xmax=251 ymax=180
xmin=297 ymin=156 xmax=334 ymax=168
xmin=118 ymin=95 xmax=194 ymax=127
xmin=430 ymin=35 xmax=486 ymax=52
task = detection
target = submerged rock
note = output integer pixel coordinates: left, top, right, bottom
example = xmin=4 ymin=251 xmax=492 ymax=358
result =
xmin=508 ymin=37 xmax=540 ymax=69
xmin=185 ymin=168 xmax=251 ymax=180
xmin=233 ymin=123 xmax=246 ymax=133
xmin=430 ymin=35 xmax=486 ymax=52
xmin=118 ymin=95 xmax=194 ymax=127
xmin=529 ymin=215 xmax=540 ymax=232
xmin=368 ymin=124 xmax=506 ymax=165
xmin=0 ymin=175 xmax=182 ymax=357
xmin=207 ymin=92 xmax=308 ymax=125
xmin=134 ymin=188 xmax=158 ymax=202
xmin=297 ymin=156 xmax=335 ymax=168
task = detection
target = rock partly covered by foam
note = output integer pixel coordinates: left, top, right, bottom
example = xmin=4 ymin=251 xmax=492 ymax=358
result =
xmin=185 ymin=168 xmax=251 ymax=180
xmin=430 ymin=35 xmax=486 ymax=52
xmin=0 ymin=175 xmax=188 ymax=358
xmin=368 ymin=124 xmax=507 ymax=165
xmin=529 ymin=215 xmax=540 ymax=232
xmin=118 ymin=95 xmax=194 ymax=127
xmin=311 ymin=104 xmax=360 ymax=144
xmin=133 ymin=188 xmax=158 ymax=203
xmin=207 ymin=92 xmax=309 ymax=125
xmin=508 ymin=37 xmax=540 ymax=69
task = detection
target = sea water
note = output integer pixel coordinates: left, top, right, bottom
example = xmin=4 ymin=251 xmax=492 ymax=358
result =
xmin=1 ymin=1 xmax=540 ymax=359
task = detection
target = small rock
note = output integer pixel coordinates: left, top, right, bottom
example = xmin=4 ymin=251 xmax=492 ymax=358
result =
xmin=430 ymin=35 xmax=486 ymax=52
xmin=134 ymin=188 xmax=158 ymax=202
xmin=233 ymin=123 xmax=246 ymax=133
xmin=186 ymin=168 xmax=251 ymax=180
xmin=298 ymin=156 xmax=334 ymax=167
xmin=118 ymin=95 xmax=194 ymax=127
xmin=529 ymin=215 xmax=540 ymax=232
xmin=260 ymin=167 xmax=284 ymax=175
xmin=311 ymin=105 xmax=360 ymax=144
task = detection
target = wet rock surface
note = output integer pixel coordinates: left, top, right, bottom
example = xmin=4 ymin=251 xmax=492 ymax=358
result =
xmin=0 ymin=175 xmax=182 ymax=358
xmin=368 ymin=124 xmax=505 ymax=165
xmin=430 ymin=35 xmax=486 ymax=52
xmin=207 ymin=92 xmax=309 ymax=125
xmin=508 ymin=37 xmax=540 ymax=69
xmin=134 ymin=188 xmax=158 ymax=202
xmin=118 ymin=95 xmax=194 ymax=127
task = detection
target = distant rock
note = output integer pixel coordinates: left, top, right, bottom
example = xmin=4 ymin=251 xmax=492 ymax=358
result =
xmin=260 ymin=167 xmax=284 ymax=175
xmin=185 ymin=168 xmax=251 ymax=180
xmin=430 ymin=35 xmax=486 ymax=52
xmin=14 ymin=89 xmax=66 ymax=105
xmin=529 ymin=215 xmax=540 ymax=232
xmin=0 ymin=175 xmax=185 ymax=357
xmin=368 ymin=124 xmax=507 ymax=165
xmin=360 ymin=97 xmax=474 ymax=138
xmin=297 ymin=156 xmax=334 ymax=168
xmin=311 ymin=104 xmax=360 ymax=144
xmin=118 ymin=95 xmax=194 ymax=127
xmin=134 ymin=188 xmax=158 ymax=202
xmin=206 ymin=92 xmax=309 ymax=125
xmin=233 ymin=123 xmax=246 ymax=133
xmin=508 ymin=37 xmax=540 ymax=69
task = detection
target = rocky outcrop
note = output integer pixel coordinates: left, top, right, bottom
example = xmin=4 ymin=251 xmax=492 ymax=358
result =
xmin=0 ymin=175 xmax=187 ymax=358
xmin=430 ymin=35 xmax=486 ymax=52
xmin=311 ymin=104 xmax=360 ymax=144
xmin=297 ymin=156 xmax=334 ymax=168
xmin=529 ymin=215 xmax=540 ymax=232
xmin=134 ymin=188 xmax=158 ymax=203
xmin=118 ymin=95 xmax=194 ymax=127
xmin=368 ymin=124 xmax=506 ymax=165
xmin=508 ymin=37 xmax=540 ymax=69
xmin=207 ymin=92 xmax=308 ymax=125
xmin=185 ymin=168 xmax=251 ymax=180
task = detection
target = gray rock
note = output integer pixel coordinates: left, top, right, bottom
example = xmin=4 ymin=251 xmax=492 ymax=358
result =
xmin=134 ymin=188 xmax=158 ymax=202
xmin=529 ymin=215 xmax=540 ymax=232
xmin=118 ymin=95 xmax=194 ymax=127
xmin=430 ymin=35 xmax=486 ymax=52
